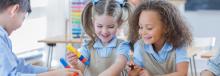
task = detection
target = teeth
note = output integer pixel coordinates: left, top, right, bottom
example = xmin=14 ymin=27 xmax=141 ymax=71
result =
xmin=144 ymin=36 xmax=151 ymax=39
xmin=102 ymin=35 xmax=109 ymax=37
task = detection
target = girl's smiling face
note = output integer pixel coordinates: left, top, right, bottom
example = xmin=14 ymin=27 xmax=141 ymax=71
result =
xmin=93 ymin=15 xmax=119 ymax=45
xmin=138 ymin=10 xmax=166 ymax=45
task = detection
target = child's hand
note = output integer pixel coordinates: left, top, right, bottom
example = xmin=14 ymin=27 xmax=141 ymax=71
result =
xmin=128 ymin=67 xmax=142 ymax=76
xmin=200 ymin=70 xmax=215 ymax=76
xmin=65 ymin=68 xmax=83 ymax=76
xmin=127 ymin=63 xmax=143 ymax=76
xmin=139 ymin=69 xmax=151 ymax=76
xmin=37 ymin=68 xmax=83 ymax=76
xmin=64 ymin=68 xmax=82 ymax=76
xmin=66 ymin=51 xmax=78 ymax=66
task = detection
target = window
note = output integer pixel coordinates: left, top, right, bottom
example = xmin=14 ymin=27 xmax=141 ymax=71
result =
xmin=185 ymin=0 xmax=220 ymax=11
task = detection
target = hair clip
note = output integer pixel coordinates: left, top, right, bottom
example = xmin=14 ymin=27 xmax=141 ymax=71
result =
xmin=92 ymin=0 xmax=125 ymax=7
xmin=92 ymin=0 xmax=99 ymax=5
xmin=116 ymin=0 xmax=125 ymax=7
xmin=117 ymin=0 xmax=124 ymax=4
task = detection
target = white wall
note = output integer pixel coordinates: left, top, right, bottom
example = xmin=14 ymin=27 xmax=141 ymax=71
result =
xmin=173 ymin=1 xmax=220 ymax=49
xmin=183 ymin=11 xmax=220 ymax=49
xmin=45 ymin=0 xmax=69 ymax=67
xmin=46 ymin=0 xmax=67 ymax=37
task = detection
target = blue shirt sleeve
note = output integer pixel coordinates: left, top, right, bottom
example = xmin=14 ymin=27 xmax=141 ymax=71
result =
xmin=116 ymin=41 xmax=130 ymax=61
xmin=176 ymin=48 xmax=189 ymax=64
xmin=0 ymin=48 xmax=37 ymax=76
xmin=133 ymin=42 xmax=144 ymax=68
xmin=0 ymin=35 xmax=48 ymax=76
xmin=207 ymin=51 xmax=220 ymax=76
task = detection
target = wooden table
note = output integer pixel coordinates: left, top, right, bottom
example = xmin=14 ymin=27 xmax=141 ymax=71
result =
xmin=200 ymin=49 xmax=218 ymax=59
xmin=38 ymin=36 xmax=82 ymax=68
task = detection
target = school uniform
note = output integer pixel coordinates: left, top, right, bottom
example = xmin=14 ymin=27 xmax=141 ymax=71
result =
xmin=79 ymin=37 xmax=130 ymax=76
xmin=0 ymin=25 xmax=48 ymax=76
xmin=133 ymin=39 xmax=189 ymax=75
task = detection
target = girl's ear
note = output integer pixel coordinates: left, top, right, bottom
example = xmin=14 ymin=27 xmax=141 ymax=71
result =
xmin=8 ymin=4 xmax=20 ymax=17
xmin=164 ymin=27 xmax=169 ymax=34
xmin=163 ymin=28 xmax=169 ymax=37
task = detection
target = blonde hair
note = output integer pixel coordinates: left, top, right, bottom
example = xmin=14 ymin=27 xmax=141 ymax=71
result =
xmin=81 ymin=0 xmax=132 ymax=48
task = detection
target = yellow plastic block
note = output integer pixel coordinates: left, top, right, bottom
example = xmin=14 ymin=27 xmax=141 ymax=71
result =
xmin=66 ymin=44 xmax=81 ymax=58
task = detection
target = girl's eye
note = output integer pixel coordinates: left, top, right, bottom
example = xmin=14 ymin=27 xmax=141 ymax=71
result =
xmin=108 ymin=26 xmax=114 ymax=28
xmin=139 ymin=26 xmax=143 ymax=29
xmin=97 ymin=25 xmax=102 ymax=28
xmin=147 ymin=28 xmax=153 ymax=30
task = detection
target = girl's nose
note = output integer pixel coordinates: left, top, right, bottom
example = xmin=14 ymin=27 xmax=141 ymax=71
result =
xmin=142 ymin=31 xmax=148 ymax=35
xmin=141 ymin=29 xmax=148 ymax=35
xmin=102 ymin=28 xmax=108 ymax=33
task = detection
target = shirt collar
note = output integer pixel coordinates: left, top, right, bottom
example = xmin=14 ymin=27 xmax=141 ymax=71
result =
xmin=93 ymin=37 xmax=117 ymax=48
xmin=144 ymin=42 xmax=173 ymax=54
xmin=0 ymin=25 xmax=12 ymax=49
xmin=0 ymin=25 xmax=9 ymax=37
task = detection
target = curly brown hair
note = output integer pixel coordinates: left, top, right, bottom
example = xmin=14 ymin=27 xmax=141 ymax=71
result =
xmin=128 ymin=0 xmax=192 ymax=50
xmin=81 ymin=0 xmax=132 ymax=48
